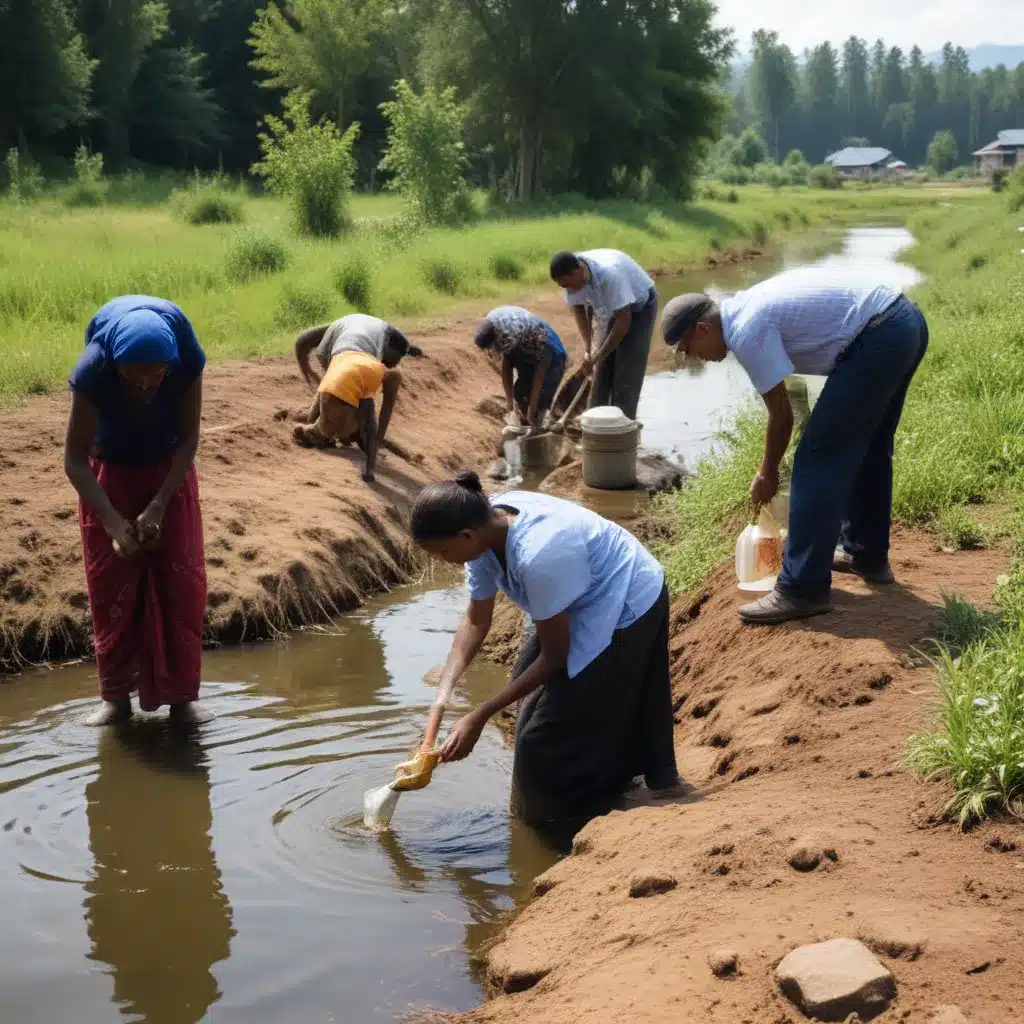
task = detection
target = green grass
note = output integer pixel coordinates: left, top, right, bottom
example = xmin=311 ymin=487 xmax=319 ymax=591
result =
xmin=0 ymin=183 xmax=951 ymax=405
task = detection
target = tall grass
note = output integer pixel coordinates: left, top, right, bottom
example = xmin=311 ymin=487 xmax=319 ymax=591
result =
xmin=0 ymin=184 xmax=950 ymax=404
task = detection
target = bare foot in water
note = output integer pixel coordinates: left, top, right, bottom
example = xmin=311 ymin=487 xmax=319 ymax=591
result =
xmin=84 ymin=700 xmax=133 ymax=726
xmin=169 ymin=702 xmax=214 ymax=726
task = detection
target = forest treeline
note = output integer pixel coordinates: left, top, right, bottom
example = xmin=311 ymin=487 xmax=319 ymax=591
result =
xmin=3 ymin=1 xmax=1022 ymax=198
xmin=730 ymin=32 xmax=1024 ymax=165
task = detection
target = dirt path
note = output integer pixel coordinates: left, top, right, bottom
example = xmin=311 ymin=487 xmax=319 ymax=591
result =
xmin=0 ymin=289 xmax=597 ymax=671
xmin=460 ymin=533 xmax=1024 ymax=1024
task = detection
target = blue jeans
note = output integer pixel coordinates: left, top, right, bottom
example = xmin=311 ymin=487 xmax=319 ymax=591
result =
xmin=776 ymin=297 xmax=929 ymax=601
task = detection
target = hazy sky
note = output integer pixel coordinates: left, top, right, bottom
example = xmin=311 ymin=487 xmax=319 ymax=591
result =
xmin=714 ymin=0 xmax=1024 ymax=54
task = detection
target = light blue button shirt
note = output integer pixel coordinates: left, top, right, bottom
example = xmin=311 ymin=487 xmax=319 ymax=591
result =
xmin=720 ymin=267 xmax=900 ymax=394
xmin=563 ymin=249 xmax=655 ymax=326
xmin=465 ymin=491 xmax=664 ymax=678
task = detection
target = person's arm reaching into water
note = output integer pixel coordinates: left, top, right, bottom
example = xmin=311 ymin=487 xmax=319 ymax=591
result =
xmin=419 ymin=597 xmax=495 ymax=753
xmin=295 ymin=326 xmax=328 ymax=389
xmin=751 ymin=381 xmax=793 ymax=506
xmin=135 ymin=377 xmax=203 ymax=546
xmin=440 ymin=612 xmax=570 ymax=762
xmin=64 ymin=393 xmax=141 ymax=558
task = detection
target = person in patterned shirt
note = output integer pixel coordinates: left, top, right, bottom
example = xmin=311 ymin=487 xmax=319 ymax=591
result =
xmin=475 ymin=306 xmax=567 ymax=433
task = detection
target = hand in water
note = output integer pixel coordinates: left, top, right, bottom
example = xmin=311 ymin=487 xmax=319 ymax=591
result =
xmin=440 ymin=709 xmax=488 ymax=762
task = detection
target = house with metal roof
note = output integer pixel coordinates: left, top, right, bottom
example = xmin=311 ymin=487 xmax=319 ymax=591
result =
xmin=972 ymin=130 xmax=1024 ymax=175
xmin=824 ymin=147 xmax=895 ymax=179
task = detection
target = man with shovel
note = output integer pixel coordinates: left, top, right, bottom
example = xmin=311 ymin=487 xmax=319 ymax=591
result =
xmin=550 ymin=248 xmax=657 ymax=420
xmin=661 ymin=267 xmax=929 ymax=626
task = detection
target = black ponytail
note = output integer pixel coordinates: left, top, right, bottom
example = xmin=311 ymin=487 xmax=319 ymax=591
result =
xmin=411 ymin=471 xmax=491 ymax=540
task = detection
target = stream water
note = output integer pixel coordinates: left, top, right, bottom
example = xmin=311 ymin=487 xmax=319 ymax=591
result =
xmin=0 ymin=226 xmax=922 ymax=1023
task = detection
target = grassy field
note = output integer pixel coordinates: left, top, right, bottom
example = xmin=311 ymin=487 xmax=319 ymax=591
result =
xmin=650 ymin=186 xmax=1024 ymax=825
xmin=0 ymin=183 xmax=957 ymax=405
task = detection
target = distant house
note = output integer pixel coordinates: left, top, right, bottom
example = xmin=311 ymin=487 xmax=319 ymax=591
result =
xmin=887 ymin=160 xmax=915 ymax=179
xmin=972 ymin=130 xmax=1024 ymax=175
xmin=824 ymin=147 xmax=894 ymax=179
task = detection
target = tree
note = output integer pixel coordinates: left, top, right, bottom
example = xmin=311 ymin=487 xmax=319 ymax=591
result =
xmin=802 ymin=43 xmax=840 ymax=161
xmin=748 ymin=29 xmax=797 ymax=160
xmin=379 ymin=80 xmax=469 ymax=224
xmin=738 ymin=126 xmax=768 ymax=167
xmin=249 ymin=0 xmax=385 ymax=131
xmin=840 ymin=37 xmax=871 ymax=141
xmin=927 ymin=129 xmax=958 ymax=173
xmin=253 ymin=91 xmax=359 ymax=236
xmin=77 ymin=0 xmax=170 ymax=160
xmin=0 ymin=0 xmax=94 ymax=152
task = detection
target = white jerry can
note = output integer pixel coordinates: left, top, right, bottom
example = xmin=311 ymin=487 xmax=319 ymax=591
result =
xmin=735 ymin=507 xmax=784 ymax=591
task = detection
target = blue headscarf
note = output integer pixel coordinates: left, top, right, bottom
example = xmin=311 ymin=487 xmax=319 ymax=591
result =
xmin=107 ymin=309 xmax=178 ymax=365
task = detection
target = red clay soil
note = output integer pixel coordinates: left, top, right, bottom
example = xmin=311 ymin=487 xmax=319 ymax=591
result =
xmin=457 ymin=533 xmax=1024 ymax=1024
xmin=0 ymin=302 xmax=577 ymax=671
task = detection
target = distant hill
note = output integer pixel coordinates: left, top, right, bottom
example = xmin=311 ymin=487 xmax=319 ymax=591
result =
xmin=926 ymin=44 xmax=1024 ymax=71
xmin=730 ymin=43 xmax=1024 ymax=76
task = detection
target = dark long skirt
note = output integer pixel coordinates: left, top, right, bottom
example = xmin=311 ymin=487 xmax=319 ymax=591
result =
xmin=510 ymin=585 xmax=678 ymax=826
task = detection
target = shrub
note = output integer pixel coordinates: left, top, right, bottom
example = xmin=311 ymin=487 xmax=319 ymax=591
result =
xmin=421 ymin=256 xmax=461 ymax=295
xmin=489 ymin=254 xmax=522 ymax=281
xmin=991 ymin=169 xmax=1007 ymax=193
xmin=336 ymin=257 xmax=373 ymax=311
xmin=170 ymin=173 xmax=244 ymax=225
xmin=937 ymin=505 xmax=987 ymax=550
xmin=906 ymin=630 xmax=1024 ymax=826
xmin=253 ymin=91 xmax=359 ymax=237
xmin=933 ymin=591 xmax=1001 ymax=654
xmin=726 ymin=189 xmax=739 ymax=203
xmin=1007 ymin=167 xmax=1024 ymax=212
xmin=808 ymin=163 xmax=842 ymax=189
xmin=379 ymin=80 xmax=470 ymax=226
xmin=225 ymin=229 xmax=289 ymax=282
xmin=275 ymin=283 xmax=332 ymax=328
xmin=737 ymin=127 xmax=768 ymax=168
xmin=749 ymin=220 xmax=768 ymax=246
xmin=926 ymin=130 xmax=958 ymax=175
xmin=4 ymin=148 xmax=44 ymax=201
xmin=65 ymin=145 xmax=107 ymax=207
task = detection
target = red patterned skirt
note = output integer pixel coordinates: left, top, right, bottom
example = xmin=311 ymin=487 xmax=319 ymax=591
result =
xmin=79 ymin=460 xmax=206 ymax=710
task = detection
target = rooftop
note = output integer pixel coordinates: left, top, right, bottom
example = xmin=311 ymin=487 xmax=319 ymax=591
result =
xmin=997 ymin=129 xmax=1024 ymax=146
xmin=824 ymin=147 xmax=893 ymax=168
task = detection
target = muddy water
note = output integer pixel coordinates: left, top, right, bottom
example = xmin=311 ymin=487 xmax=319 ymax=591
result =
xmin=0 ymin=575 xmax=555 ymax=1022
xmin=0 ymin=225 xmax=923 ymax=1023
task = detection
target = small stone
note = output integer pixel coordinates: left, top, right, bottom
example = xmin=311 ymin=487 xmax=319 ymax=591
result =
xmin=930 ymin=1007 xmax=970 ymax=1024
xmin=629 ymin=869 xmax=678 ymax=898
xmin=858 ymin=769 xmax=873 ymax=779
xmin=860 ymin=921 xmax=928 ymax=961
xmin=775 ymin=938 xmax=896 ymax=1022
xmin=788 ymin=836 xmax=839 ymax=872
xmin=708 ymin=948 xmax=739 ymax=977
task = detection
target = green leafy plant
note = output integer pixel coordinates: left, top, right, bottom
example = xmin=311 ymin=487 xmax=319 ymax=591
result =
xmin=932 ymin=590 xmax=1001 ymax=654
xmin=253 ymin=90 xmax=359 ymax=237
xmin=489 ymin=254 xmax=522 ymax=281
xmin=65 ymin=145 xmax=107 ymax=206
xmin=420 ymin=256 xmax=461 ymax=295
xmin=225 ymin=229 xmax=289 ymax=282
xmin=171 ymin=173 xmax=244 ymax=225
xmin=936 ymin=505 xmax=987 ymax=550
xmin=808 ymin=163 xmax=842 ymax=190
xmin=379 ymin=79 xmax=469 ymax=226
xmin=4 ymin=149 xmax=44 ymax=201
xmin=336 ymin=256 xmax=373 ymax=311
xmin=275 ymin=283 xmax=332 ymax=328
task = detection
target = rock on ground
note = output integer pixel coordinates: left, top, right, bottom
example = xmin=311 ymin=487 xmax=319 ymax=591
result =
xmin=707 ymin=948 xmax=739 ymax=977
xmin=788 ymin=836 xmax=840 ymax=872
xmin=775 ymin=938 xmax=896 ymax=1022
xmin=628 ymin=870 xmax=677 ymax=898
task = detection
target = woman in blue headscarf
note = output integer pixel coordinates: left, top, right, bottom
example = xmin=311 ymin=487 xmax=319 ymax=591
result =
xmin=65 ymin=296 xmax=209 ymax=726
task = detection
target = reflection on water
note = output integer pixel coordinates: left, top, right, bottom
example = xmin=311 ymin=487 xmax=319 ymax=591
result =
xmin=0 ymin=577 xmax=557 ymax=1022
xmin=85 ymin=724 xmax=232 ymax=1023
xmin=0 ymin=225 xmax=924 ymax=1022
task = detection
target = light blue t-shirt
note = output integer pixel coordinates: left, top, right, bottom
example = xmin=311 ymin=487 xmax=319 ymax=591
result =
xmin=720 ymin=267 xmax=900 ymax=394
xmin=465 ymin=491 xmax=664 ymax=678
xmin=563 ymin=249 xmax=655 ymax=326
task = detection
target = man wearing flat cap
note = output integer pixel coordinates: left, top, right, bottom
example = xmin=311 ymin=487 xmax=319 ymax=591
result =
xmin=661 ymin=267 xmax=929 ymax=625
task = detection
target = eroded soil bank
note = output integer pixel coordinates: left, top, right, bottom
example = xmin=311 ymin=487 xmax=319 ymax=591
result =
xmin=456 ymin=533 xmax=1024 ymax=1024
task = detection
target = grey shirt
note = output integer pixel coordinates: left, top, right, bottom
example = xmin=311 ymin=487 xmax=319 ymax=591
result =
xmin=315 ymin=314 xmax=389 ymax=370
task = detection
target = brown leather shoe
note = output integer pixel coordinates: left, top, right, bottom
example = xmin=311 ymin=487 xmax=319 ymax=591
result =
xmin=833 ymin=550 xmax=895 ymax=584
xmin=739 ymin=589 xmax=832 ymax=625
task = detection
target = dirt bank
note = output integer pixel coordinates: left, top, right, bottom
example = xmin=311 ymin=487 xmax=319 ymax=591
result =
xmin=0 ymin=288 xmax=599 ymax=671
xmin=458 ymin=532 xmax=1024 ymax=1024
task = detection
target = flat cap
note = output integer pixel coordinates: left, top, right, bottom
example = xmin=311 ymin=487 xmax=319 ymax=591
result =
xmin=661 ymin=293 xmax=714 ymax=345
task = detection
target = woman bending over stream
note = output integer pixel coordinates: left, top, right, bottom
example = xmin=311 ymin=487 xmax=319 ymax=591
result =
xmin=410 ymin=471 xmax=686 ymax=826
xmin=64 ymin=296 xmax=210 ymax=727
